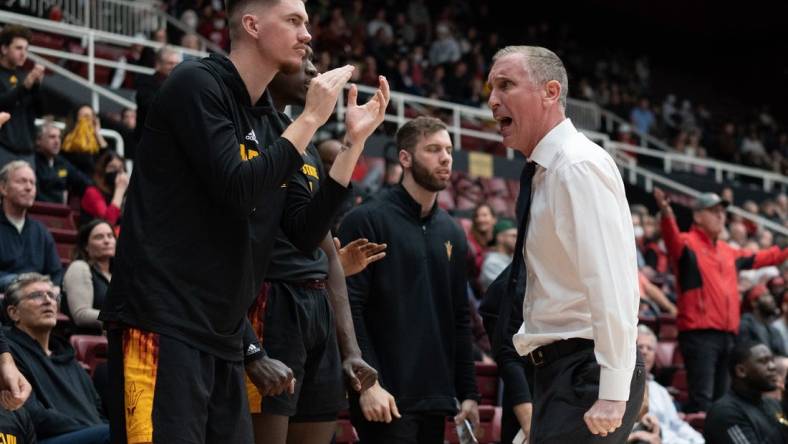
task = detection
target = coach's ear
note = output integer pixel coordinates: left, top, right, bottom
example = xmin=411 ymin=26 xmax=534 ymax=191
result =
xmin=543 ymin=80 xmax=561 ymax=108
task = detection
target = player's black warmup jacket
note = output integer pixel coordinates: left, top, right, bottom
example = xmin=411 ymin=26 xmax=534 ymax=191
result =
xmin=339 ymin=185 xmax=480 ymax=414
xmin=101 ymin=54 xmax=349 ymax=361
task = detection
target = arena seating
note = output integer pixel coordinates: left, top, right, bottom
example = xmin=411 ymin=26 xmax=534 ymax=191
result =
xmin=69 ymin=334 xmax=108 ymax=377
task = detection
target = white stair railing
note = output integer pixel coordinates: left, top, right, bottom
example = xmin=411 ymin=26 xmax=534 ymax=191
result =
xmin=608 ymin=141 xmax=788 ymax=193
xmin=614 ymin=152 xmax=788 ymax=237
xmin=26 ymin=0 xmax=165 ymax=36
xmin=0 ymin=10 xmax=208 ymax=112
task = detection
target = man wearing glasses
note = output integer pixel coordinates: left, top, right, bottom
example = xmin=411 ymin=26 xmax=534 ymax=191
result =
xmin=3 ymin=273 xmax=108 ymax=444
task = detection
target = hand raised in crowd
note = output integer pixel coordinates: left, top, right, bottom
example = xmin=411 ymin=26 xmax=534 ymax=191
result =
xmin=359 ymin=381 xmax=401 ymax=423
xmin=0 ymin=352 xmax=32 ymax=411
xmin=653 ymin=187 xmax=673 ymax=215
xmin=302 ymin=65 xmax=355 ymax=127
xmin=341 ymin=354 xmax=378 ymax=393
xmin=344 ymin=75 xmax=390 ymax=147
xmin=23 ymin=64 xmax=45 ymax=89
xmin=0 ymin=112 xmax=10 ymax=128
xmin=454 ymin=399 xmax=480 ymax=432
xmin=114 ymin=172 xmax=130 ymax=192
xmin=333 ymin=237 xmax=387 ymax=277
xmin=245 ymin=356 xmax=296 ymax=397
xmin=584 ymin=399 xmax=626 ymax=437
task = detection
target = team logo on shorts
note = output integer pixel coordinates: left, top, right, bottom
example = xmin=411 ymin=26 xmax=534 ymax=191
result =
xmin=445 ymin=241 xmax=453 ymax=260
xmin=126 ymin=381 xmax=144 ymax=416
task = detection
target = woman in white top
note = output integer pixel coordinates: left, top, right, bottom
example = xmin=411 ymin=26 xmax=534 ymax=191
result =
xmin=62 ymin=219 xmax=115 ymax=331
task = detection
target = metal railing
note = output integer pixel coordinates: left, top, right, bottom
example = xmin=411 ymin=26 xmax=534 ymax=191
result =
xmin=614 ymin=152 xmax=788 ymax=237
xmin=26 ymin=0 xmax=164 ymax=36
xmin=608 ymin=141 xmax=788 ymax=193
xmin=0 ymin=10 xmax=208 ymax=112
xmin=599 ymin=108 xmax=677 ymax=153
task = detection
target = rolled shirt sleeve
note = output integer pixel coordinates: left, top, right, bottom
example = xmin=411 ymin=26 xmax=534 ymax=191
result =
xmin=553 ymin=161 xmax=639 ymax=401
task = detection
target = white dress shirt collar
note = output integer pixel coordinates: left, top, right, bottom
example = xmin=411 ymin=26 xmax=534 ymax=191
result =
xmin=529 ymin=118 xmax=576 ymax=169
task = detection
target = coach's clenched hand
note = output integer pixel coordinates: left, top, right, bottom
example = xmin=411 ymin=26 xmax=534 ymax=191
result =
xmin=584 ymin=399 xmax=626 ymax=437
xmin=246 ymin=356 xmax=295 ymax=397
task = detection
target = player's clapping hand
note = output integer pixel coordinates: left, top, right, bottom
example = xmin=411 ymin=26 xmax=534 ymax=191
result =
xmin=302 ymin=65 xmax=354 ymax=127
xmin=344 ymin=75 xmax=390 ymax=146
xmin=246 ymin=356 xmax=295 ymax=397
xmin=0 ymin=112 xmax=10 ymax=128
xmin=333 ymin=237 xmax=387 ymax=277
xmin=342 ymin=355 xmax=378 ymax=393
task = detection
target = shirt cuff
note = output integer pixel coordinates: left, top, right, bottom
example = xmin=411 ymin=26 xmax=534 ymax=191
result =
xmin=599 ymin=367 xmax=633 ymax=401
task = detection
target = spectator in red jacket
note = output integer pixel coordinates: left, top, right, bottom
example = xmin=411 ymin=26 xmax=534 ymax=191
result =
xmin=654 ymin=188 xmax=788 ymax=413
xmin=80 ymin=150 xmax=128 ymax=228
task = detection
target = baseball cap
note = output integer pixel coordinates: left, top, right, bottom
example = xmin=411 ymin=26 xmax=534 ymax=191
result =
xmin=692 ymin=192 xmax=730 ymax=211
xmin=493 ymin=218 xmax=516 ymax=238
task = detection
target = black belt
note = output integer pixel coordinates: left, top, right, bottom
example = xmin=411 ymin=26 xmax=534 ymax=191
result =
xmin=529 ymin=338 xmax=594 ymax=368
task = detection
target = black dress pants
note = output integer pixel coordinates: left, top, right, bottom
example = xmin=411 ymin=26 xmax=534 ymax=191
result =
xmin=678 ymin=329 xmax=734 ymax=412
xmin=530 ymin=345 xmax=645 ymax=443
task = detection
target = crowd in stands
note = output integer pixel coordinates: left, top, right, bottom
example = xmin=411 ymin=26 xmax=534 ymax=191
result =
xmin=158 ymin=0 xmax=788 ymax=176
xmin=0 ymin=2 xmax=786 ymax=442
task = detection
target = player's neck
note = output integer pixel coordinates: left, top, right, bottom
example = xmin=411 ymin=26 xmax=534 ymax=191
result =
xmin=0 ymin=58 xmax=14 ymax=70
xmin=228 ymin=47 xmax=278 ymax=105
xmin=401 ymin=175 xmax=437 ymax=218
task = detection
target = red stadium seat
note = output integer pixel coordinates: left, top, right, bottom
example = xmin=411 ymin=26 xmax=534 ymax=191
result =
xmin=474 ymin=362 xmax=499 ymax=406
xmin=658 ymin=315 xmax=678 ymax=341
xmin=29 ymin=202 xmax=76 ymax=230
xmin=69 ymin=335 xmax=108 ymax=376
xmin=670 ymin=369 xmax=689 ymax=404
xmin=334 ymin=419 xmax=359 ymax=443
xmin=444 ymin=405 xmax=501 ymax=444
xmin=685 ymin=412 xmax=706 ymax=432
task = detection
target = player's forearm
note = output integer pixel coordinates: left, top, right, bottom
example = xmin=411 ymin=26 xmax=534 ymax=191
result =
xmin=321 ymin=234 xmax=363 ymax=358
xmin=328 ymin=136 xmax=368 ymax=187
xmin=282 ymin=114 xmax=321 ymax=156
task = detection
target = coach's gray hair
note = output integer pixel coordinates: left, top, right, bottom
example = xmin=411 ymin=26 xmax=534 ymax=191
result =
xmin=493 ymin=46 xmax=568 ymax=109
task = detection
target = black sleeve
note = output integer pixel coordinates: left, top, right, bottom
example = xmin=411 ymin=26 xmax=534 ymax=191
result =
xmin=0 ymin=85 xmax=26 ymax=110
xmin=24 ymin=391 xmax=84 ymax=439
xmin=478 ymin=263 xmax=532 ymax=405
xmin=338 ymin=208 xmax=381 ymax=371
xmin=242 ymin=318 xmax=265 ymax=363
xmin=704 ymin=403 xmax=760 ymax=444
xmin=451 ymin=235 xmax=480 ymax=402
xmin=11 ymin=356 xmax=82 ymax=438
xmin=281 ymin=165 xmax=351 ymax=253
xmin=158 ymin=65 xmax=304 ymax=218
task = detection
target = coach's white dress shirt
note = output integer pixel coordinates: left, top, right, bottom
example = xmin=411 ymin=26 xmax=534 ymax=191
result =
xmin=513 ymin=118 xmax=639 ymax=401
